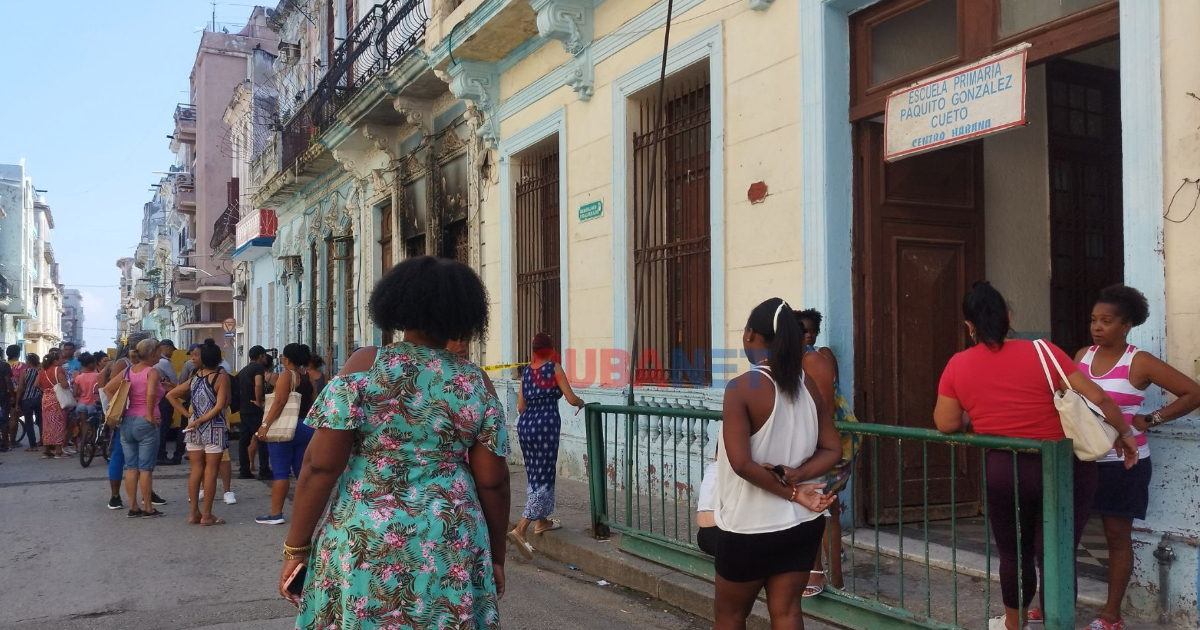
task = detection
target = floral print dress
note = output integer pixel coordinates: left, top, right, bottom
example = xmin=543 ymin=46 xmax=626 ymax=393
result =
xmin=296 ymin=342 xmax=509 ymax=630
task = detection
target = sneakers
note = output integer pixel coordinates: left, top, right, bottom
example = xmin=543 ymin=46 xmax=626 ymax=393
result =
xmin=198 ymin=489 xmax=203 ymax=502
xmin=1026 ymin=608 xmax=1043 ymax=625
xmin=64 ymin=446 xmax=77 ymax=455
xmin=1085 ymin=618 xmax=1125 ymax=630
xmin=223 ymin=491 xmax=237 ymax=505
xmin=151 ymin=493 xmax=167 ymax=506
xmin=987 ymin=617 xmax=1032 ymax=630
xmin=257 ymin=470 xmax=275 ymax=481
xmin=107 ymin=496 xmax=123 ymax=510
xmin=256 ymin=513 xmax=285 ymax=525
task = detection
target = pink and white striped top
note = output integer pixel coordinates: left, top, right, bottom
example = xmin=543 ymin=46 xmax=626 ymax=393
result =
xmin=1078 ymin=345 xmax=1149 ymax=463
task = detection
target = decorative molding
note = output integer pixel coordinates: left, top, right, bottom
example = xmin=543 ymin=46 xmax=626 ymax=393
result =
xmin=749 ymin=0 xmax=772 ymax=10
xmin=565 ymin=46 xmax=595 ymax=101
xmin=441 ymin=61 xmax=501 ymax=147
xmin=361 ymin=124 xmax=404 ymax=161
xmin=331 ymin=147 xmax=370 ymax=178
xmin=530 ymin=0 xmax=593 ymax=56
xmin=393 ymin=97 xmax=435 ymax=135
xmin=437 ymin=125 xmax=468 ymax=164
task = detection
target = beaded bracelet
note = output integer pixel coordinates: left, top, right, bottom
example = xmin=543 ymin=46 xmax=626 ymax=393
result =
xmin=283 ymin=543 xmax=312 ymax=560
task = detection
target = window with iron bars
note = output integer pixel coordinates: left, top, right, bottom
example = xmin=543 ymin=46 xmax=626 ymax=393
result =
xmin=631 ymin=70 xmax=712 ymax=387
xmin=514 ymin=142 xmax=561 ymax=363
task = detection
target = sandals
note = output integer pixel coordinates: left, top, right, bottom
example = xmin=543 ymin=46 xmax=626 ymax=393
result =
xmin=803 ymin=571 xmax=826 ymax=598
xmin=534 ymin=519 xmax=562 ymax=534
xmin=507 ymin=531 xmax=534 ymax=559
xmin=201 ymin=517 xmax=227 ymax=526
xmin=142 ymin=509 xmax=166 ymax=518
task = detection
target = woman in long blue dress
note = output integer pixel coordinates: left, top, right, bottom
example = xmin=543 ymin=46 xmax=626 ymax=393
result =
xmin=507 ymin=332 xmax=584 ymax=557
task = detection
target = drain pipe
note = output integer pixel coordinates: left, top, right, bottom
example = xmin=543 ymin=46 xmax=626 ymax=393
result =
xmin=1152 ymin=535 xmax=1177 ymax=624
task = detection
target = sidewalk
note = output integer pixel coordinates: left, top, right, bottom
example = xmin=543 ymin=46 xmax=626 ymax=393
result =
xmin=514 ymin=467 xmax=1171 ymax=630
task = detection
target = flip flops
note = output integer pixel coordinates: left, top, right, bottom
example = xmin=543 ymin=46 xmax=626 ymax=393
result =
xmin=534 ymin=519 xmax=562 ymax=534
xmin=507 ymin=531 xmax=534 ymax=559
xmin=201 ymin=517 xmax=226 ymax=526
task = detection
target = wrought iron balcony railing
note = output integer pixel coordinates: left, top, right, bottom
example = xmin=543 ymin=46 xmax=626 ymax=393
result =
xmin=211 ymin=202 xmax=240 ymax=251
xmin=279 ymin=0 xmax=429 ymax=170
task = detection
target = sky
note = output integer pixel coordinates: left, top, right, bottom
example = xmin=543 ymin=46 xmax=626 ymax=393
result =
xmin=0 ymin=1 xmax=259 ymax=350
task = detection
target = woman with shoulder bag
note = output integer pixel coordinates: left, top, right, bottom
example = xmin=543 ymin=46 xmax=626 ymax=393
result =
xmin=934 ymin=282 xmax=1137 ymax=630
xmin=36 ymin=350 xmax=69 ymax=459
xmin=255 ymin=344 xmax=314 ymax=526
xmin=104 ymin=338 xmax=165 ymax=518
xmin=166 ymin=340 xmax=231 ymax=526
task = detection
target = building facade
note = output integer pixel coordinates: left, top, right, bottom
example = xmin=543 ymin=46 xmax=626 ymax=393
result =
xmin=426 ymin=0 xmax=1200 ymax=625
xmin=61 ymin=288 xmax=84 ymax=348
xmin=165 ymin=9 xmax=278 ymax=360
xmin=0 ymin=162 xmax=36 ymax=349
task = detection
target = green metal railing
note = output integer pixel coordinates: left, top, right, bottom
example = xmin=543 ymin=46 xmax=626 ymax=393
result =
xmin=584 ymin=403 xmax=1079 ymax=630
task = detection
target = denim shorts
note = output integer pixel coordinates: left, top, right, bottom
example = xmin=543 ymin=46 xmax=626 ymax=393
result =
xmin=76 ymin=404 xmax=99 ymax=420
xmin=121 ymin=416 xmax=160 ymax=472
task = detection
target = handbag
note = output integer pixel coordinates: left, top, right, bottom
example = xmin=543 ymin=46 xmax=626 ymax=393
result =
xmin=262 ymin=370 xmax=301 ymax=442
xmin=1033 ymin=339 xmax=1119 ymax=461
xmin=52 ymin=368 xmax=77 ymax=411
xmin=104 ymin=368 xmax=132 ymax=429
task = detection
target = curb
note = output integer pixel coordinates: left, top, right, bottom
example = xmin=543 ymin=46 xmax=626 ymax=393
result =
xmin=510 ymin=517 xmax=833 ymax=630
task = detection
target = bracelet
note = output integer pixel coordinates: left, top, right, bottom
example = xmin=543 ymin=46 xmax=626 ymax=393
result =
xmin=1119 ymin=429 xmax=1134 ymax=439
xmin=789 ymin=485 xmax=800 ymax=503
xmin=1147 ymin=410 xmax=1166 ymax=428
xmin=283 ymin=543 xmax=312 ymax=560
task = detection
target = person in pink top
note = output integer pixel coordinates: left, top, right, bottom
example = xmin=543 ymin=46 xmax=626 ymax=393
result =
xmin=72 ymin=353 xmax=102 ymax=432
xmin=104 ymin=338 xmax=165 ymax=518
xmin=934 ymin=282 xmax=1135 ymax=630
xmin=1074 ymin=285 xmax=1200 ymax=630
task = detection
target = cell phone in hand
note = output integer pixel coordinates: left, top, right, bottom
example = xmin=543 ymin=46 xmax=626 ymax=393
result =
xmin=286 ymin=564 xmax=307 ymax=596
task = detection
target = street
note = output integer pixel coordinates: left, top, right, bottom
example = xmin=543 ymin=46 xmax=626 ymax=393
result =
xmin=0 ymin=447 xmax=707 ymax=630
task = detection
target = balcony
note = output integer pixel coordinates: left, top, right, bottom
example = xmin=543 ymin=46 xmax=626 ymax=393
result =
xmin=426 ymin=0 xmax=539 ymax=69
xmin=173 ymin=275 xmax=200 ymax=301
xmin=210 ymin=203 xmax=239 ymax=252
xmin=171 ymin=104 xmax=197 ymax=152
xmin=0 ymin=272 xmax=11 ymax=311
xmin=172 ymin=173 xmax=196 ymax=214
xmin=252 ymin=0 xmax=431 ymax=206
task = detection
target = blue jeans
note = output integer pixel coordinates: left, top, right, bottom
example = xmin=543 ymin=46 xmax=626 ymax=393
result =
xmin=120 ymin=416 xmax=159 ymax=472
xmin=20 ymin=400 xmax=41 ymax=448
xmin=109 ymin=431 xmax=125 ymax=482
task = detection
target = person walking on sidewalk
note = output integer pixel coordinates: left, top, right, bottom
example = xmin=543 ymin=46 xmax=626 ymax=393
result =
xmin=237 ymin=346 xmax=272 ymax=480
xmin=36 ymin=350 xmax=69 ymax=459
xmin=507 ymin=332 xmax=584 ymax=558
xmin=934 ymin=281 xmax=1137 ymax=630
xmin=105 ymin=338 xmax=167 ymax=518
xmin=155 ymin=340 xmax=182 ymax=466
xmin=712 ymin=298 xmax=841 ymax=630
xmin=166 ymin=339 xmax=231 ymax=526
xmin=255 ymin=343 xmax=315 ymax=526
xmin=1075 ymin=285 xmax=1200 ymax=630
xmin=277 ymin=256 xmax=510 ymax=629
xmin=0 ymin=346 xmax=13 ymax=452
xmin=17 ymin=354 xmax=42 ymax=451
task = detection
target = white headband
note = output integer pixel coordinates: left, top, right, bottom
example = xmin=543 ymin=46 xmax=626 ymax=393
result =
xmin=773 ymin=301 xmax=789 ymax=333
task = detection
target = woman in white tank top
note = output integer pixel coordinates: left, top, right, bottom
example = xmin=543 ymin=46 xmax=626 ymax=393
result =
xmin=713 ymin=298 xmax=843 ymax=630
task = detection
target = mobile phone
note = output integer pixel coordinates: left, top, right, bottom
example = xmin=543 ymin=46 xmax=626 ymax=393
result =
xmin=286 ymin=564 xmax=308 ymax=596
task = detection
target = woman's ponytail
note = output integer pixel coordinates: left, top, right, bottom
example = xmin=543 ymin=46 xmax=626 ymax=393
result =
xmin=746 ymin=298 xmax=804 ymax=399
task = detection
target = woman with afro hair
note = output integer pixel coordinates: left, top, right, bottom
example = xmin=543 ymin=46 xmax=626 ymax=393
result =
xmin=278 ymin=256 xmax=511 ymax=630
xmin=1074 ymin=284 xmax=1200 ymax=630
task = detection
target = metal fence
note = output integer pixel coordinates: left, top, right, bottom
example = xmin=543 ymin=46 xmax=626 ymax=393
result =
xmin=584 ymin=403 xmax=1080 ymax=630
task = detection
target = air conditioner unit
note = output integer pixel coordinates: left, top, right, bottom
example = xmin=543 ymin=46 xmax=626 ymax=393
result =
xmin=184 ymin=238 xmax=196 ymax=253
xmin=278 ymin=42 xmax=301 ymax=65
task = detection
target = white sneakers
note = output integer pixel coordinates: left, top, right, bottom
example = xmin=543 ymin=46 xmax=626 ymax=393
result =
xmin=196 ymin=490 xmax=237 ymax=504
xmin=988 ymin=617 xmax=1032 ymax=630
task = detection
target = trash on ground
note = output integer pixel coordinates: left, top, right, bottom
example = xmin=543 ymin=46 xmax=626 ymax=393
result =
xmin=597 ymin=580 xmax=610 ymax=586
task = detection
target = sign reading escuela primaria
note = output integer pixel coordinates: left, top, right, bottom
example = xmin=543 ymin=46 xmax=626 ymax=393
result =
xmin=885 ymin=43 xmax=1030 ymax=162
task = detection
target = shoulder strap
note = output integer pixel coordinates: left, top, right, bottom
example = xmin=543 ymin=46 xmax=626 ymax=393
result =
xmin=1033 ymin=339 xmax=1068 ymax=393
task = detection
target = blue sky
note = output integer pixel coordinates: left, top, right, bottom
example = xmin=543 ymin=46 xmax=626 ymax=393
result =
xmin=0 ymin=1 xmax=258 ymax=350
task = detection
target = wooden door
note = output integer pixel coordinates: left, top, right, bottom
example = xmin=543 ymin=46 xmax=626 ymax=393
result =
xmin=856 ymin=122 xmax=983 ymax=523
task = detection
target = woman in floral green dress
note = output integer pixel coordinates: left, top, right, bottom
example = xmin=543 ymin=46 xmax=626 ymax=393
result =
xmin=279 ymin=256 xmax=511 ymax=630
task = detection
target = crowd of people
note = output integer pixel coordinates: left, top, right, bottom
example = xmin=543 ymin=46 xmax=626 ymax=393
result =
xmin=3 ymin=255 xmax=1190 ymax=630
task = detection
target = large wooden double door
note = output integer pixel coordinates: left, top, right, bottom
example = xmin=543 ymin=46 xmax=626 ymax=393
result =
xmin=855 ymin=123 xmax=983 ymax=522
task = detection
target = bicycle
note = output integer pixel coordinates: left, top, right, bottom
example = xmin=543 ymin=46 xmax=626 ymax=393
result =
xmin=79 ymin=407 xmax=113 ymax=468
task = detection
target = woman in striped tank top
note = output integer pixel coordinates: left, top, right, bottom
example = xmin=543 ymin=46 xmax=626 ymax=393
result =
xmin=1075 ymin=285 xmax=1200 ymax=630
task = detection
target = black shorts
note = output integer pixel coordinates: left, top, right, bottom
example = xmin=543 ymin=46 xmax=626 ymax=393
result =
xmin=714 ymin=517 xmax=826 ymax=583
xmin=697 ymin=526 xmax=719 ymax=556
xmin=1092 ymin=457 xmax=1152 ymax=520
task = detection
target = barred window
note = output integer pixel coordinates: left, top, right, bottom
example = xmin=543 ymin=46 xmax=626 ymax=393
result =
xmin=514 ymin=143 xmax=561 ymax=362
xmin=379 ymin=204 xmax=395 ymax=345
xmin=631 ymin=70 xmax=712 ymax=387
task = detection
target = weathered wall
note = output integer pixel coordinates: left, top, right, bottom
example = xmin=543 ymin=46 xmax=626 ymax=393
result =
xmin=982 ymin=64 xmax=1051 ymax=339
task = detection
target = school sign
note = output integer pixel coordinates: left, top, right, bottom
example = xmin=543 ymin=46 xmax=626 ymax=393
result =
xmin=885 ymin=44 xmax=1030 ymax=161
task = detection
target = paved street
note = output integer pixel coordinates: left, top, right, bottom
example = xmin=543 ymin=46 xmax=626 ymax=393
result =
xmin=0 ymin=446 xmax=707 ymax=630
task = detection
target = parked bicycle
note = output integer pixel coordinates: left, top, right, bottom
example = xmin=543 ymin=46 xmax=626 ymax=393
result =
xmin=79 ymin=406 xmax=112 ymax=468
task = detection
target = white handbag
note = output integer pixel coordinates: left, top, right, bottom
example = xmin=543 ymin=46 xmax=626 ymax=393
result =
xmin=52 ymin=369 xmax=77 ymax=411
xmin=1033 ymin=339 xmax=1118 ymax=461
xmin=262 ymin=370 xmax=302 ymax=442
